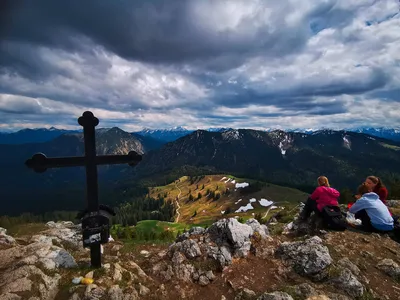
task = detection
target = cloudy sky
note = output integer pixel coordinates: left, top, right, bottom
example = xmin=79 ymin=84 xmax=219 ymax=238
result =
xmin=0 ymin=0 xmax=399 ymax=132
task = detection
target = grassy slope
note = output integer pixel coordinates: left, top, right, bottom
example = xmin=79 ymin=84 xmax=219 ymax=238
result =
xmin=148 ymin=174 xmax=308 ymax=225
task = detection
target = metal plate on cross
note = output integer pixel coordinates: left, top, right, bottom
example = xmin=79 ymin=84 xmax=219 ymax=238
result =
xmin=81 ymin=211 xmax=111 ymax=247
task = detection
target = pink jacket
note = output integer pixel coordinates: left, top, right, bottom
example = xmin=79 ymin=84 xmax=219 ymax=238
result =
xmin=310 ymin=186 xmax=340 ymax=212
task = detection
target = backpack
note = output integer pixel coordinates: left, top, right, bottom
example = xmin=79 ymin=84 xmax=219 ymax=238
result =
xmin=321 ymin=206 xmax=347 ymax=231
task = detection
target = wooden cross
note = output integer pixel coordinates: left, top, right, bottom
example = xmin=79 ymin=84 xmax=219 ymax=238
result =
xmin=25 ymin=111 xmax=142 ymax=268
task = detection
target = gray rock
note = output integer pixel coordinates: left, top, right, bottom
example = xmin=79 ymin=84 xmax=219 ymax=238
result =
xmin=206 ymin=245 xmax=232 ymax=268
xmin=205 ymin=270 xmax=216 ymax=281
xmin=0 ymin=228 xmax=16 ymax=245
xmin=85 ymin=271 xmax=94 ymax=279
xmin=122 ymin=288 xmax=139 ymax=300
xmin=108 ymin=285 xmax=124 ymax=300
xmin=180 ymin=239 xmax=202 ymax=259
xmin=174 ymin=263 xmax=195 ymax=282
xmin=113 ymin=263 xmax=124 ymax=282
xmin=377 ymin=259 xmax=400 ymax=278
xmin=245 ymin=219 xmax=269 ymax=238
xmin=329 ymin=268 xmax=364 ymax=298
xmin=139 ymin=284 xmax=150 ymax=296
xmin=235 ymin=288 xmax=256 ymax=300
xmin=257 ymin=291 xmax=294 ymax=300
xmin=198 ymin=274 xmax=210 ymax=286
xmin=0 ymin=265 xmax=60 ymax=300
xmin=0 ymin=233 xmax=16 ymax=245
xmin=337 ymin=257 xmax=360 ymax=276
xmin=189 ymin=227 xmax=206 ymax=236
xmin=172 ymin=251 xmax=186 ymax=265
xmin=84 ymin=284 xmax=105 ymax=300
xmin=0 ymin=293 xmax=22 ymax=300
xmin=292 ymin=283 xmax=318 ymax=298
xmin=276 ymin=236 xmax=332 ymax=279
xmin=207 ymin=218 xmax=254 ymax=257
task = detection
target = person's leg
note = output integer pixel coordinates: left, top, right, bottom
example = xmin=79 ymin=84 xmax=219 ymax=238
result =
xmin=299 ymin=198 xmax=318 ymax=220
xmin=355 ymin=209 xmax=375 ymax=232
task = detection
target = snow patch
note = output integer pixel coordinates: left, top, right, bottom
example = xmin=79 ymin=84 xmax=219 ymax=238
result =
xmin=224 ymin=178 xmax=232 ymax=183
xmin=343 ymin=135 xmax=351 ymax=150
xmin=222 ymin=129 xmax=240 ymax=140
xmin=220 ymin=177 xmax=227 ymax=181
xmin=270 ymin=206 xmax=278 ymax=210
xmin=249 ymin=198 xmax=257 ymax=203
xmin=235 ymin=182 xmax=249 ymax=188
xmin=235 ymin=203 xmax=254 ymax=213
xmin=231 ymin=180 xmax=236 ymax=184
xmin=279 ymin=141 xmax=286 ymax=155
xmin=221 ymin=211 xmax=225 ymax=214
xmin=259 ymin=199 xmax=274 ymax=207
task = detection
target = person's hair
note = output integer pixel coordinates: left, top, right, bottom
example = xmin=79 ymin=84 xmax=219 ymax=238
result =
xmin=367 ymin=176 xmax=385 ymax=189
xmin=317 ymin=176 xmax=330 ymax=187
xmin=358 ymin=183 xmax=371 ymax=195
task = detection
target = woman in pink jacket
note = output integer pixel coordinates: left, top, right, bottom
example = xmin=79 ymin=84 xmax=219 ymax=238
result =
xmin=299 ymin=176 xmax=340 ymax=221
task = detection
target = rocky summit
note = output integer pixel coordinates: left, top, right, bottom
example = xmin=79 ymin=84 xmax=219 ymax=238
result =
xmin=1 ymin=216 xmax=400 ymax=300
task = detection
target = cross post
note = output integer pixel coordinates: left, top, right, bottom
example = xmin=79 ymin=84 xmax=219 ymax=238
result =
xmin=25 ymin=111 xmax=142 ymax=268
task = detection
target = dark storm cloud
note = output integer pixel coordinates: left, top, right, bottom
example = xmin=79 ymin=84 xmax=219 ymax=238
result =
xmin=0 ymin=0 xmax=311 ymax=79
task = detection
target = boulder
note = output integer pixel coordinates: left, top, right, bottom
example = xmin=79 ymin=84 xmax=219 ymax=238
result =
xmin=329 ymin=268 xmax=364 ymax=298
xmin=377 ymin=259 xmax=400 ymax=278
xmin=276 ymin=236 xmax=332 ymax=280
xmin=37 ymin=247 xmax=78 ymax=270
xmin=207 ymin=218 xmax=254 ymax=257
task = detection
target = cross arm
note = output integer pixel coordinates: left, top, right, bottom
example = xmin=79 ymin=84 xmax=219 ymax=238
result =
xmin=25 ymin=151 xmax=142 ymax=173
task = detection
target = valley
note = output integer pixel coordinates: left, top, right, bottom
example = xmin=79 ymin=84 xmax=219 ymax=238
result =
xmin=148 ymin=175 xmax=308 ymax=226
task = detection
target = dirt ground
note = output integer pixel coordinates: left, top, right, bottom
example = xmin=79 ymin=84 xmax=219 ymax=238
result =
xmin=129 ymin=230 xmax=400 ymax=300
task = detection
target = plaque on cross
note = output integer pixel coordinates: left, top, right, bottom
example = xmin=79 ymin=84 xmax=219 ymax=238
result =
xmin=25 ymin=111 xmax=142 ymax=268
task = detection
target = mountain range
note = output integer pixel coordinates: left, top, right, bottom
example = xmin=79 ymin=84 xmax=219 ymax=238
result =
xmin=1 ymin=125 xmax=400 ymax=216
xmin=1 ymin=126 xmax=399 ymax=145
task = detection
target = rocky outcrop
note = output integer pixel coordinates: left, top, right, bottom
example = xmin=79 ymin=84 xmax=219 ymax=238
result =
xmin=0 ymin=222 xmax=80 ymax=299
xmin=153 ymin=218 xmax=271 ymax=285
xmin=276 ymin=236 xmax=332 ymax=280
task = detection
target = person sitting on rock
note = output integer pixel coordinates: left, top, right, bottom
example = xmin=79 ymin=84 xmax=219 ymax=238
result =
xmin=299 ymin=176 xmax=340 ymax=221
xmin=349 ymin=183 xmax=394 ymax=232
xmin=364 ymin=176 xmax=388 ymax=205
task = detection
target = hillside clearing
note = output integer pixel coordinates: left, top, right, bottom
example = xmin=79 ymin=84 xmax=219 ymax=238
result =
xmin=148 ymin=175 xmax=308 ymax=224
